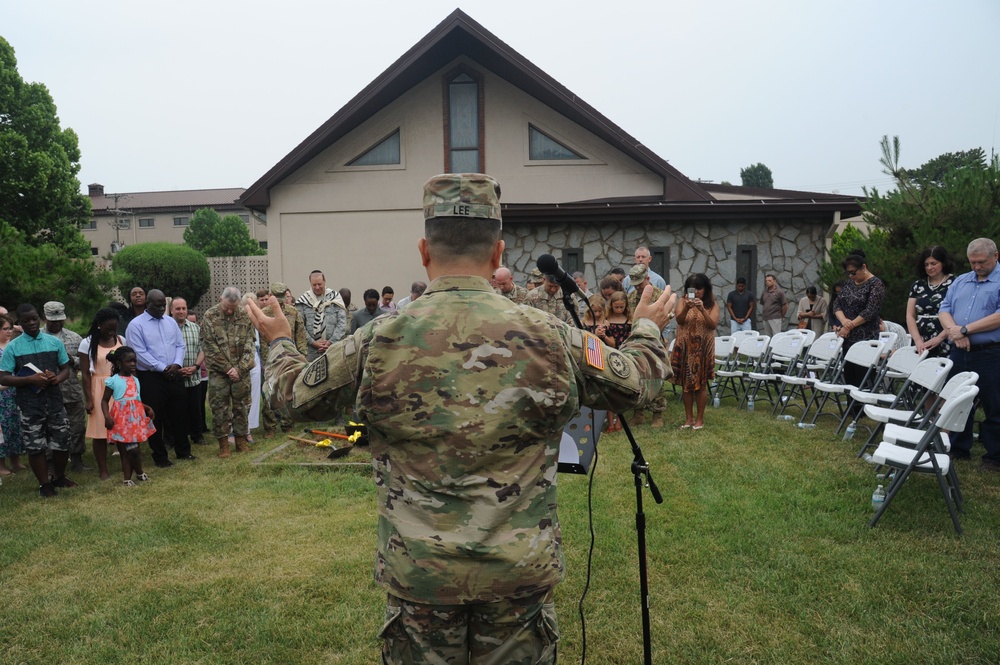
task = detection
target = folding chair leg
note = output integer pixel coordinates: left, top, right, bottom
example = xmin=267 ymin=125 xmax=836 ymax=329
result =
xmin=869 ymin=464 xmax=910 ymax=529
xmin=934 ymin=470 xmax=963 ymax=536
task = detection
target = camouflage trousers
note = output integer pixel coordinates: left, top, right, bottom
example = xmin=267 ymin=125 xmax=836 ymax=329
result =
xmin=64 ymin=399 xmax=86 ymax=455
xmin=380 ymin=589 xmax=558 ymax=665
xmin=261 ymin=400 xmax=292 ymax=432
xmin=19 ymin=398 xmax=69 ymax=455
xmin=207 ymin=373 xmax=251 ymax=438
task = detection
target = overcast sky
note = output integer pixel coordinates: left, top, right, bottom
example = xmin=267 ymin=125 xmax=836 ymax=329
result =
xmin=6 ymin=0 xmax=999 ymax=197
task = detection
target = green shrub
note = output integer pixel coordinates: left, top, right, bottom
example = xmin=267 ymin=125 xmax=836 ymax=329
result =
xmin=112 ymin=242 xmax=211 ymax=308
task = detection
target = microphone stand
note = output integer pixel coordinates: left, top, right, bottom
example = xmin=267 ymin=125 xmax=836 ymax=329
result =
xmin=557 ymin=284 xmax=661 ymax=665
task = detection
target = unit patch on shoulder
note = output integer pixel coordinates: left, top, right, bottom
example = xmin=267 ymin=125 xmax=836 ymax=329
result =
xmin=608 ymin=352 xmax=631 ymax=379
xmin=302 ymin=356 xmax=328 ymax=387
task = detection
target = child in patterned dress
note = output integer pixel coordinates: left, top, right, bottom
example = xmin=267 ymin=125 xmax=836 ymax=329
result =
xmin=101 ymin=347 xmax=156 ymax=487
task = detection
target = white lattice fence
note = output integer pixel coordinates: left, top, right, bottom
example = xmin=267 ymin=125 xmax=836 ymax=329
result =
xmin=196 ymin=256 xmax=270 ymax=316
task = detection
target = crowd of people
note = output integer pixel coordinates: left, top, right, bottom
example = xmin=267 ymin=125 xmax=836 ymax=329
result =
xmin=3 ymin=166 xmax=999 ymax=663
xmin=2 ymin=235 xmax=998 ymax=500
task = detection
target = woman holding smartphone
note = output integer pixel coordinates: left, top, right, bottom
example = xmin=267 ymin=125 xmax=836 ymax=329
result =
xmin=671 ymin=273 xmax=720 ymax=430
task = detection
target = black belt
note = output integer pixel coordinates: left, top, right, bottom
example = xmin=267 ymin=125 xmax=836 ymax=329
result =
xmin=968 ymin=341 xmax=1000 ymax=352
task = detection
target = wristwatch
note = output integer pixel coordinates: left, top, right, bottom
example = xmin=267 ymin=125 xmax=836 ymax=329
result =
xmin=960 ymin=325 xmax=968 ymax=336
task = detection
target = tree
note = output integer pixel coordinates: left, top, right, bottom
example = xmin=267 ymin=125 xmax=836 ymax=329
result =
xmin=740 ymin=162 xmax=774 ymax=188
xmin=112 ymin=243 xmax=212 ymax=309
xmin=0 ymin=221 xmax=116 ymax=316
xmin=819 ymin=136 xmax=1000 ymax=323
xmin=0 ymin=37 xmax=91 ymax=253
xmin=901 ymin=148 xmax=987 ymax=188
xmin=183 ymin=208 xmax=265 ymax=256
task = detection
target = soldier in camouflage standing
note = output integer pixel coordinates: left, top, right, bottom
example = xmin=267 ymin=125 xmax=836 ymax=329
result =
xmin=526 ymin=273 xmax=576 ymax=325
xmin=44 ymin=302 xmax=88 ymax=472
xmin=627 ymin=263 xmax=669 ymax=427
xmin=247 ymin=173 xmax=676 ymax=664
xmin=260 ymin=282 xmax=307 ymax=436
xmin=201 ymin=287 xmax=256 ymax=458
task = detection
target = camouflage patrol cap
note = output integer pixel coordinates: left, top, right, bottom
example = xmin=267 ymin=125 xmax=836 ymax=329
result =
xmin=629 ymin=263 xmax=648 ymax=282
xmin=529 ymin=268 xmax=543 ymax=281
xmin=423 ymin=173 xmax=502 ymax=223
xmin=270 ymin=282 xmax=289 ymax=297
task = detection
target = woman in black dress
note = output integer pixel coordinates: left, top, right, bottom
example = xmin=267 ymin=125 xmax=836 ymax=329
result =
xmin=905 ymin=246 xmax=955 ymax=357
xmin=833 ymin=250 xmax=886 ymax=387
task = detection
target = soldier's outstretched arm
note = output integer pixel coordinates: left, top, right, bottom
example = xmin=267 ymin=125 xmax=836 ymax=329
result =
xmin=569 ymin=284 xmax=676 ymax=412
xmin=247 ymin=296 xmax=361 ymax=421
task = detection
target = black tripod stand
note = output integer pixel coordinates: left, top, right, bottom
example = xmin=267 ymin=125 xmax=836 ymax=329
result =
xmin=556 ymin=281 xmax=663 ymax=665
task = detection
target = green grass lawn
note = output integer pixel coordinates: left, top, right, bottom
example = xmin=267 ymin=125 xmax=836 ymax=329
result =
xmin=1 ymin=403 xmax=999 ymax=664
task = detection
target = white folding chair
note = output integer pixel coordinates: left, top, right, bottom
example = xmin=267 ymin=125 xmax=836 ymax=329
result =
xmin=709 ymin=336 xmax=737 ymax=405
xmin=879 ymin=372 xmax=979 ymax=447
xmin=714 ymin=334 xmax=770 ymax=406
xmin=870 ymin=384 xmax=979 ymax=535
xmin=853 ymin=356 xmax=952 ymax=459
xmin=742 ymin=333 xmax=809 ymax=410
xmin=775 ymin=333 xmax=843 ymax=418
xmin=789 ymin=328 xmax=817 ymax=347
xmin=799 ymin=339 xmax=886 ymax=428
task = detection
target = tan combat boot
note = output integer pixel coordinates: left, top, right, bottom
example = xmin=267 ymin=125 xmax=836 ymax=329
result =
xmin=631 ymin=411 xmax=646 ymax=426
xmin=234 ymin=435 xmax=251 ymax=453
xmin=651 ymin=413 xmax=664 ymax=428
xmin=218 ymin=437 xmax=231 ymax=459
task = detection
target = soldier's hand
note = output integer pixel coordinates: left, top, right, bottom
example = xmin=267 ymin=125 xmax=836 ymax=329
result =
xmin=633 ymin=284 xmax=678 ymax=331
xmin=247 ymin=295 xmax=292 ymax=342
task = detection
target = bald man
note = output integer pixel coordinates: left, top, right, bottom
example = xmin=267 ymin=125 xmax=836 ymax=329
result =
xmin=493 ymin=267 xmax=528 ymax=304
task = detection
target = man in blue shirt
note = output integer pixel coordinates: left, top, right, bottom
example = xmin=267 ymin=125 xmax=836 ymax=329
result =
xmin=126 ymin=289 xmax=194 ymax=467
xmin=939 ymin=238 xmax=1000 ymax=470
xmin=0 ymin=304 xmax=76 ymax=497
xmin=622 ymin=246 xmax=667 ymax=294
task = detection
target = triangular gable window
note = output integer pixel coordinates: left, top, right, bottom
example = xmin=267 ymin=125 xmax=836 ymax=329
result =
xmin=529 ymin=125 xmax=584 ymax=160
xmin=348 ymin=130 xmax=401 ymax=166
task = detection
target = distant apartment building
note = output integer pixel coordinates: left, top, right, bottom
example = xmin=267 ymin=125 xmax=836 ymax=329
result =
xmin=84 ymin=183 xmax=265 ymax=264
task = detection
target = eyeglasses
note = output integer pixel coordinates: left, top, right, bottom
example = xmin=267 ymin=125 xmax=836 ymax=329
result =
xmin=845 ymin=269 xmax=859 ymax=276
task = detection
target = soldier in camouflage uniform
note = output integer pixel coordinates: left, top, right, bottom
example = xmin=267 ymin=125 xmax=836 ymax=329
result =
xmin=525 ymin=274 xmax=576 ymax=325
xmin=247 ymin=173 xmax=676 ymax=664
xmin=526 ymin=267 xmax=544 ymax=291
xmin=260 ymin=282 xmax=307 ymax=436
xmin=201 ymin=287 xmax=257 ymax=458
xmin=626 ymin=263 xmax=669 ymax=427
xmin=493 ymin=266 xmax=528 ymax=304
xmin=44 ymin=301 xmax=88 ymax=472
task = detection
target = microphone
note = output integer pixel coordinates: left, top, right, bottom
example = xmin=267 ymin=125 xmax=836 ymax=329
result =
xmin=536 ymin=254 xmax=579 ymax=295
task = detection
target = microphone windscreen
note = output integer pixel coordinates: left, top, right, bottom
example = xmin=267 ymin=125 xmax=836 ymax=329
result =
xmin=536 ymin=254 xmax=558 ymax=274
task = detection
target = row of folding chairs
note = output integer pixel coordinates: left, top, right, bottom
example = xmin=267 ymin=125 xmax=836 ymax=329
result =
xmin=715 ymin=328 xmax=982 ymax=536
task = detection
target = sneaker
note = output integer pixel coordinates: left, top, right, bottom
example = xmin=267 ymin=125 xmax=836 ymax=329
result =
xmin=136 ymin=473 xmax=151 ymax=482
xmin=51 ymin=476 xmax=79 ymax=489
xmin=38 ymin=483 xmax=58 ymax=497
xmin=122 ymin=479 xmax=136 ymax=487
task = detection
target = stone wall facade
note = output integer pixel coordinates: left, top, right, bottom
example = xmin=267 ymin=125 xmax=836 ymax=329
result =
xmin=503 ymin=217 xmax=833 ymax=328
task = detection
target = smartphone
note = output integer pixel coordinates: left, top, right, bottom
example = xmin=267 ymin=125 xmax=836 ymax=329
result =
xmin=687 ymin=289 xmax=695 ymax=300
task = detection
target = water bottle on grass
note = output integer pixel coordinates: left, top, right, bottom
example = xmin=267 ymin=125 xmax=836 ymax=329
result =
xmin=872 ymin=484 xmax=885 ymax=511
xmin=843 ymin=421 xmax=857 ymax=441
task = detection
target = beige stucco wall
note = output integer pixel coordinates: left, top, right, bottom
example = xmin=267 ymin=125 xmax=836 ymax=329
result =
xmin=265 ymin=56 xmax=667 ymax=297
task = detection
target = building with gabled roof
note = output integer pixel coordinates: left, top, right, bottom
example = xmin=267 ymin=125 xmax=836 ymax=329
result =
xmin=242 ymin=9 xmax=862 ymax=314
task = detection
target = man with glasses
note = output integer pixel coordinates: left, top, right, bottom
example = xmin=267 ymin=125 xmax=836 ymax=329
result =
xmin=939 ymin=237 xmax=1000 ymax=471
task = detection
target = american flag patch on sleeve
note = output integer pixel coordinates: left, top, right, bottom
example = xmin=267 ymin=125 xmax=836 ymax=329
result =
xmin=585 ymin=332 xmax=605 ymax=370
